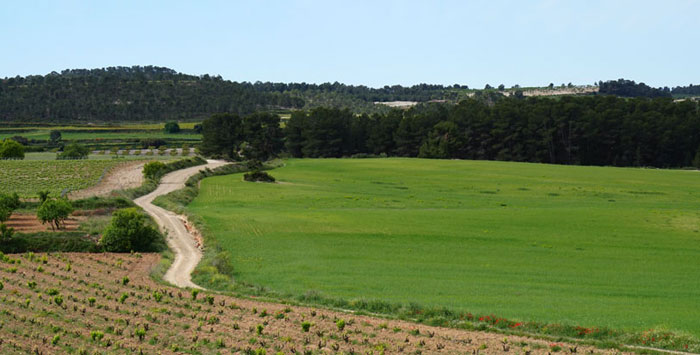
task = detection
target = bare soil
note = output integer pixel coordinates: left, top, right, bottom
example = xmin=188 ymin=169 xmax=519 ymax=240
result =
xmin=67 ymin=160 xmax=145 ymax=199
xmin=4 ymin=213 xmax=84 ymax=233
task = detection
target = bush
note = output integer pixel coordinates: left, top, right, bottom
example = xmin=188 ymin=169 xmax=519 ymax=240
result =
xmin=164 ymin=121 xmax=181 ymax=134
xmin=57 ymin=143 xmax=89 ymax=160
xmin=37 ymin=198 xmax=74 ymax=231
xmin=100 ymin=208 xmax=160 ymax=252
xmin=301 ymin=321 xmax=311 ymax=332
xmin=243 ymin=171 xmax=275 ymax=183
xmin=0 ymin=224 xmax=14 ymax=243
xmin=0 ymin=139 xmax=25 ymax=160
xmin=143 ymin=161 xmax=166 ymax=180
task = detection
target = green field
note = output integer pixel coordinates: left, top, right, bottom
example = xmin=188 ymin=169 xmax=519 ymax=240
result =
xmin=0 ymin=159 xmax=138 ymax=198
xmin=190 ymin=158 xmax=700 ymax=335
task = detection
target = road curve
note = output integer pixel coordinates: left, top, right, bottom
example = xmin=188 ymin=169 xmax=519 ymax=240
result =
xmin=134 ymin=160 xmax=227 ymax=289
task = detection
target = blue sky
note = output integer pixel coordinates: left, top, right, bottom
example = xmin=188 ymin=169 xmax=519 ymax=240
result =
xmin=1 ymin=0 xmax=698 ymax=88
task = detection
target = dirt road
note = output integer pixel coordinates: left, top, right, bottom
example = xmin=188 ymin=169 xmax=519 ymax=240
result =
xmin=134 ymin=160 xmax=227 ymax=289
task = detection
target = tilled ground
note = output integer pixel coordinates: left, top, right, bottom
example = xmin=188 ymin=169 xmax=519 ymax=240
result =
xmin=0 ymin=253 xmax=626 ymax=354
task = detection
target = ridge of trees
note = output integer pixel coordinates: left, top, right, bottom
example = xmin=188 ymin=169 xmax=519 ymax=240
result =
xmin=2 ymin=66 xmax=699 ymax=123
xmin=203 ymin=95 xmax=700 ymax=168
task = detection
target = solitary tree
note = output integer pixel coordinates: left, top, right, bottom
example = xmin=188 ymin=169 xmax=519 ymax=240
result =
xmin=49 ymin=130 xmax=62 ymax=144
xmin=100 ymin=208 xmax=160 ymax=252
xmin=142 ymin=161 xmax=166 ymax=180
xmin=37 ymin=198 xmax=73 ymax=231
xmin=57 ymin=143 xmax=89 ymax=160
xmin=164 ymin=122 xmax=181 ymax=133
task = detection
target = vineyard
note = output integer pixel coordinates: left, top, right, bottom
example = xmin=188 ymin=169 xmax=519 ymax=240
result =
xmin=0 ymin=252 xmax=604 ymax=354
xmin=0 ymin=160 xmax=138 ymax=198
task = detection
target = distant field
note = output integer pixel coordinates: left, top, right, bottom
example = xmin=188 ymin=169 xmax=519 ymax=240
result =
xmin=0 ymin=159 xmax=139 ymax=198
xmin=0 ymin=130 xmax=200 ymax=141
xmin=190 ymin=158 xmax=700 ymax=336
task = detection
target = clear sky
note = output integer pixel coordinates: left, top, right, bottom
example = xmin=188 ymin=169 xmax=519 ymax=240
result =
xmin=1 ymin=0 xmax=698 ymax=88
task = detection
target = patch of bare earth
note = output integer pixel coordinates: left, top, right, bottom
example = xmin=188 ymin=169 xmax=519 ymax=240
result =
xmin=0 ymin=253 xmax=628 ymax=354
xmin=67 ymin=160 xmax=145 ymax=200
xmin=4 ymin=213 xmax=84 ymax=233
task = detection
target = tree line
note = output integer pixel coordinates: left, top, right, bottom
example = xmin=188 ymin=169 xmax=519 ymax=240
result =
xmin=202 ymin=95 xmax=700 ymax=168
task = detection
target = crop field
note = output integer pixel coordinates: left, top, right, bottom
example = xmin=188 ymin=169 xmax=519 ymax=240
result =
xmin=0 ymin=252 xmax=586 ymax=354
xmin=0 ymin=130 xmax=201 ymax=141
xmin=0 ymin=159 xmax=138 ymax=198
xmin=190 ymin=158 xmax=700 ymax=337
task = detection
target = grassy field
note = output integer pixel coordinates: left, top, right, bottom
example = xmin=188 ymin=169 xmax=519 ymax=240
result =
xmin=0 ymin=159 xmax=137 ymax=198
xmin=189 ymin=158 xmax=700 ymax=336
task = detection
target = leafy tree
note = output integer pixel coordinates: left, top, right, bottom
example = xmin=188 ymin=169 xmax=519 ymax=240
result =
xmin=0 ymin=223 xmax=14 ymax=243
xmin=142 ymin=161 xmax=166 ymax=180
xmin=241 ymin=112 xmax=284 ymax=161
xmin=0 ymin=192 xmax=21 ymax=221
xmin=200 ymin=113 xmax=243 ymax=159
xmin=164 ymin=121 xmax=181 ymax=133
xmin=37 ymin=198 xmax=74 ymax=231
xmin=498 ymin=84 xmax=505 ymax=91
xmin=49 ymin=130 xmax=62 ymax=144
xmin=57 ymin=143 xmax=89 ymax=160
xmin=0 ymin=139 xmax=25 ymax=160
xmin=100 ymin=208 xmax=160 ymax=252
xmin=38 ymin=191 xmax=50 ymax=203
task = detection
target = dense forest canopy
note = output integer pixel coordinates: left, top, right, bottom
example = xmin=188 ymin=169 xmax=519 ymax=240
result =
xmin=202 ymin=95 xmax=700 ymax=168
xmin=2 ymin=65 xmax=697 ymax=123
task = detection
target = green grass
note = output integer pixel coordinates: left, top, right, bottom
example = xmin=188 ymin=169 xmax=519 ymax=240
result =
xmin=189 ymin=158 xmax=700 ymax=336
xmin=0 ymin=159 xmax=141 ymax=198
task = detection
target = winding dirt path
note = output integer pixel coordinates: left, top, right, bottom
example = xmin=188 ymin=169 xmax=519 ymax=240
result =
xmin=134 ymin=159 xmax=227 ymax=289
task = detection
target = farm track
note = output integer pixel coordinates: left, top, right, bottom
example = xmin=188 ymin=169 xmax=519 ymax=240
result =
xmin=134 ymin=159 xmax=227 ymax=289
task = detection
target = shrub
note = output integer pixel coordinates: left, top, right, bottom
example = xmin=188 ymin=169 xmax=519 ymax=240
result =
xmin=100 ymin=208 xmax=160 ymax=252
xmin=142 ymin=161 xmax=166 ymax=180
xmin=119 ymin=293 xmax=128 ymax=304
xmin=57 ymin=143 xmax=89 ymax=160
xmin=206 ymin=295 xmax=214 ymax=305
xmin=38 ymin=190 xmax=50 ymax=203
xmin=37 ymin=198 xmax=74 ymax=231
xmin=164 ymin=122 xmax=181 ymax=133
xmin=153 ymin=291 xmax=163 ymax=303
xmin=191 ymin=289 xmax=199 ymax=300
xmin=135 ymin=327 xmax=146 ymax=341
xmin=90 ymin=330 xmax=104 ymax=341
xmin=51 ymin=335 xmax=60 ymax=345
xmin=243 ymin=171 xmax=275 ymax=183
xmin=53 ymin=295 xmax=63 ymax=306
xmin=0 ymin=139 xmax=25 ymax=160
xmin=0 ymin=224 xmax=14 ymax=243
xmin=121 ymin=276 xmax=129 ymax=285
xmin=301 ymin=321 xmax=311 ymax=332
xmin=88 ymin=297 xmax=96 ymax=306
xmin=336 ymin=319 xmax=346 ymax=331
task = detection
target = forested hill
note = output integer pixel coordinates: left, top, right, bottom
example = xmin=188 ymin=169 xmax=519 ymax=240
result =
xmin=0 ymin=66 xmax=305 ymax=123
xmin=1 ymin=66 xmax=698 ymax=123
xmin=0 ymin=66 xmax=459 ymax=123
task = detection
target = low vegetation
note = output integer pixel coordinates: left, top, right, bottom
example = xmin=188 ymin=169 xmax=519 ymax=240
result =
xmin=189 ymin=158 xmax=700 ymax=344
xmin=0 ymin=252 xmax=608 ymax=354
xmin=0 ymin=159 xmax=131 ymax=198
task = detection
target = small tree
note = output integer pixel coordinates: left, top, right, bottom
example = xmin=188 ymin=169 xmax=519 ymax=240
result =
xmin=0 ymin=139 xmax=25 ymax=160
xmin=100 ymin=208 xmax=160 ymax=252
xmin=142 ymin=161 xmax=166 ymax=180
xmin=164 ymin=122 xmax=181 ymax=134
xmin=38 ymin=191 xmax=50 ymax=203
xmin=49 ymin=130 xmax=62 ymax=144
xmin=57 ymin=143 xmax=89 ymax=160
xmin=37 ymin=198 xmax=73 ymax=231
xmin=0 ymin=192 xmax=20 ymax=222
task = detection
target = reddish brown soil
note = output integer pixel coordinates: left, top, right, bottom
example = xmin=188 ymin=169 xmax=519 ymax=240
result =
xmin=0 ymin=253 xmax=628 ymax=354
xmin=4 ymin=213 xmax=84 ymax=233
